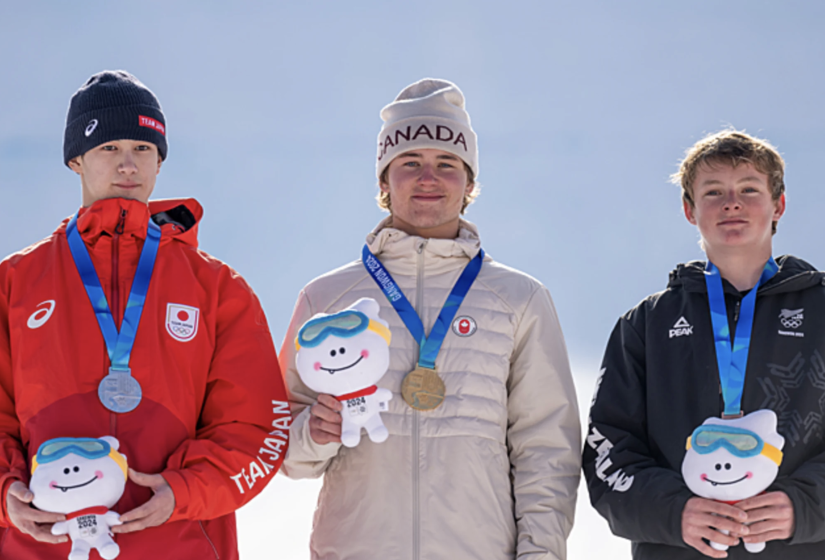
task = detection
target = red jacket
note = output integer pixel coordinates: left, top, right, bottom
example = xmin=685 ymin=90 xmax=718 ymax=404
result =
xmin=0 ymin=197 xmax=290 ymax=559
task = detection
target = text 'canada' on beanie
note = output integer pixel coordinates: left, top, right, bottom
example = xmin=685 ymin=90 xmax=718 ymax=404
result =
xmin=63 ymin=70 xmax=167 ymax=167
xmin=376 ymin=78 xmax=478 ymax=180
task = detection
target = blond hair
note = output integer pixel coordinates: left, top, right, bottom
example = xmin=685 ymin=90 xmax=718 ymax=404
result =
xmin=671 ymin=129 xmax=785 ymax=234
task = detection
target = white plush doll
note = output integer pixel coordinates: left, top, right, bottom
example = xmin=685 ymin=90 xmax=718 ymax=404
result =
xmin=682 ymin=410 xmax=785 ymax=554
xmin=30 ymin=436 xmax=128 ymax=560
xmin=296 ymin=297 xmax=393 ymax=447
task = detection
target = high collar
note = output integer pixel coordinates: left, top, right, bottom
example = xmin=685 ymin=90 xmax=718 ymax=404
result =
xmin=365 ymin=216 xmax=483 ymax=262
xmin=667 ymin=255 xmax=825 ymax=296
xmin=76 ymin=197 xmax=151 ymax=239
xmin=59 ymin=197 xmax=203 ymax=248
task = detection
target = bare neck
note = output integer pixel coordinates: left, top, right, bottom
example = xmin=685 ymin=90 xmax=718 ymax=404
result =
xmin=706 ymin=247 xmax=773 ymax=292
xmin=389 ymin=216 xmax=461 ymax=240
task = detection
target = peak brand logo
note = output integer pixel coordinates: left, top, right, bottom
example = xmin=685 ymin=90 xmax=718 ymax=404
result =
xmin=27 ymin=300 xmax=56 ymax=329
xmin=452 ymin=316 xmax=477 ymax=337
xmin=377 ymin=123 xmax=468 ymax=162
xmin=166 ymin=303 xmax=199 ymax=342
xmin=84 ymin=119 xmax=99 ymax=137
xmin=138 ymin=115 xmax=165 ymax=136
xmin=669 ymin=316 xmax=693 ymax=338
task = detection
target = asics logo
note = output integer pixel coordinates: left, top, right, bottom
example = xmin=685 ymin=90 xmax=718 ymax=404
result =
xmin=27 ymin=300 xmax=56 ymax=329
xmin=85 ymin=119 xmax=99 ymax=137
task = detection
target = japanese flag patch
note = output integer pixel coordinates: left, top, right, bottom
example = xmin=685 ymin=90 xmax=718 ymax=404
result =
xmin=166 ymin=303 xmax=199 ymax=342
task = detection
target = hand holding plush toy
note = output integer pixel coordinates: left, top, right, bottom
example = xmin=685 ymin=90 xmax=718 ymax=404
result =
xmin=682 ymin=409 xmax=785 ymax=554
xmin=30 ymin=436 xmax=128 ymax=560
xmin=296 ymin=297 xmax=393 ymax=448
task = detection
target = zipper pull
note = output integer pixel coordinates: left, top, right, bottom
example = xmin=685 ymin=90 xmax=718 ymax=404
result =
xmin=115 ymin=209 xmax=127 ymax=235
xmin=733 ymin=300 xmax=741 ymax=323
xmin=416 ymin=240 xmax=427 ymax=254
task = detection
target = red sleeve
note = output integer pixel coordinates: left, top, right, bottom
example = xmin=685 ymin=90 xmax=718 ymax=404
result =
xmin=161 ymin=267 xmax=290 ymax=521
xmin=0 ymin=260 xmax=28 ymax=527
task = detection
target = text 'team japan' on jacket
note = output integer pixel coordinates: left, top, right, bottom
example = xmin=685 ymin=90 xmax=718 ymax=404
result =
xmin=0 ymin=197 xmax=290 ymax=560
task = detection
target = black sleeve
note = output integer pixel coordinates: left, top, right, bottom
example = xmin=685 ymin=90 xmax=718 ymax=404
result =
xmin=771 ymin=450 xmax=825 ymax=544
xmin=582 ymin=312 xmax=694 ymax=547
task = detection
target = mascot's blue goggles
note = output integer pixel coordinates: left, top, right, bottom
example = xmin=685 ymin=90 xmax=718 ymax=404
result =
xmin=296 ymin=310 xmax=391 ymax=349
xmin=35 ymin=438 xmax=112 ymax=465
xmin=686 ymin=425 xmax=783 ymax=465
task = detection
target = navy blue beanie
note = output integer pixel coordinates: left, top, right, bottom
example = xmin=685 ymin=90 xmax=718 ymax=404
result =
xmin=63 ymin=70 xmax=168 ymax=166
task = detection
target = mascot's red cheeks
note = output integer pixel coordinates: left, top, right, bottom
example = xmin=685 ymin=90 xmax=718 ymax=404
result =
xmin=746 ymin=472 xmax=753 ymax=479
xmin=49 ymin=481 xmax=57 ymax=489
xmin=95 ymin=471 xmax=103 ymax=479
xmin=314 ymin=362 xmax=321 ymax=371
xmin=700 ymin=474 xmax=708 ymax=481
xmin=361 ymin=350 xmax=369 ymax=358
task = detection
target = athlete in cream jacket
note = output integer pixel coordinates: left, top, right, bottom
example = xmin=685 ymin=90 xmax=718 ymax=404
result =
xmin=281 ymin=217 xmax=581 ymax=560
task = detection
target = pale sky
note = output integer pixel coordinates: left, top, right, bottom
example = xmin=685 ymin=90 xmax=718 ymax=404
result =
xmin=1 ymin=1 xmax=824 ymax=558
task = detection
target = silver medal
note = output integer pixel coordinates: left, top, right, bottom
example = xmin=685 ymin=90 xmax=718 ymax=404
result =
xmin=98 ymin=367 xmax=142 ymax=413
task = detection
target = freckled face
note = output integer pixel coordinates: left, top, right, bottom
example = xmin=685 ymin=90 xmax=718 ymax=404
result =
xmin=684 ymin=162 xmax=784 ymax=258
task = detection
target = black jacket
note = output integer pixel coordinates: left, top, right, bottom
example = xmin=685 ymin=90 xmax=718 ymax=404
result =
xmin=583 ymin=255 xmax=825 ymax=559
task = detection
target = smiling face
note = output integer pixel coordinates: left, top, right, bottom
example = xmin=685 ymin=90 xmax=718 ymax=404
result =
xmin=295 ymin=299 xmax=391 ymax=397
xmin=683 ymin=162 xmax=785 ymax=261
xmin=30 ymin=449 xmax=126 ymax=513
xmin=380 ymin=149 xmax=474 ymax=239
xmin=296 ymin=327 xmax=390 ymax=396
xmin=682 ymin=446 xmax=778 ymax=502
xmin=68 ymin=139 xmax=162 ymax=207
xmin=682 ymin=410 xmax=784 ymax=502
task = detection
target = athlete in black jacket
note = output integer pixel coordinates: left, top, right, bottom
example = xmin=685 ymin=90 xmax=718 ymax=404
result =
xmin=584 ymin=130 xmax=825 ymax=559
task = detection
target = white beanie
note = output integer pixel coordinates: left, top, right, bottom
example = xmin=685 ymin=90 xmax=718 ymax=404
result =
xmin=376 ymin=78 xmax=478 ymax=180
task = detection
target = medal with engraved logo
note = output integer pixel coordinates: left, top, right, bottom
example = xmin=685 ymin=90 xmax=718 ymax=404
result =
xmin=362 ymin=244 xmax=484 ymax=411
xmin=98 ymin=368 xmax=143 ymax=414
xmin=401 ymin=366 xmax=446 ymax=411
xmin=67 ymin=212 xmax=161 ymax=414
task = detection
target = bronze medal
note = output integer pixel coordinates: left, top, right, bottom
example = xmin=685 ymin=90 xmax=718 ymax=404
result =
xmin=401 ymin=366 xmax=446 ymax=411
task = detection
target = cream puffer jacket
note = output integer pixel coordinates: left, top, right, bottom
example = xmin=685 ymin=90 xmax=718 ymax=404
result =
xmin=280 ymin=218 xmax=581 ymax=560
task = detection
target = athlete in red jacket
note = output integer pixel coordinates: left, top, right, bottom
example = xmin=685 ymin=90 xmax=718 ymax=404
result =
xmin=0 ymin=71 xmax=289 ymax=559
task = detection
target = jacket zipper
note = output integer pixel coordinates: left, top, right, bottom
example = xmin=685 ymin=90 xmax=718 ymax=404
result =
xmin=413 ymin=239 xmax=427 ymax=560
xmin=110 ymin=208 xmax=127 ymax=436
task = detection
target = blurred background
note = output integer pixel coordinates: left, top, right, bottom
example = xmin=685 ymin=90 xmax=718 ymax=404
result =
xmin=2 ymin=1 xmax=823 ymax=557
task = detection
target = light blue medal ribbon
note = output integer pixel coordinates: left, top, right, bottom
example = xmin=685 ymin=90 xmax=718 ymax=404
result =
xmin=704 ymin=258 xmax=778 ymax=417
xmin=66 ymin=212 xmax=161 ymax=413
xmin=362 ymin=244 xmax=484 ymax=370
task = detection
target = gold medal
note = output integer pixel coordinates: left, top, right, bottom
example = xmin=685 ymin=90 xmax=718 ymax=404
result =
xmin=401 ymin=366 xmax=446 ymax=411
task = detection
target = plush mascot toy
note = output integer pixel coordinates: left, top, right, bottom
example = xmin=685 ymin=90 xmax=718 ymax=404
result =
xmin=30 ymin=436 xmax=128 ymax=560
xmin=296 ymin=297 xmax=393 ymax=447
xmin=682 ymin=409 xmax=785 ymax=553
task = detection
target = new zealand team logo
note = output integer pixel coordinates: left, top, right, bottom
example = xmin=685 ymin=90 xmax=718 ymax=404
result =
xmin=779 ymin=308 xmax=803 ymax=329
xmin=452 ymin=316 xmax=477 ymax=337
xmin=166 ymin=303 xmax=199 ymax=342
